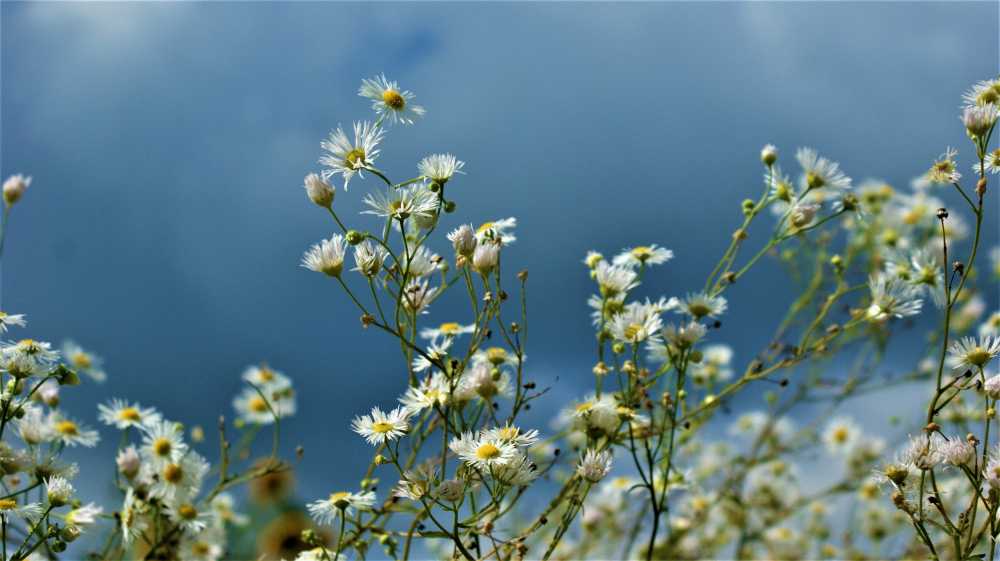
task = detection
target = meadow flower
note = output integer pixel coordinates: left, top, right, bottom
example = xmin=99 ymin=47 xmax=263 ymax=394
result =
xmin=940 ymin=437 xmax=976 ymax=466
xmin=17 ymin=406 xmax=51 ymax=445
xmin=352 ymin=406 xmax=411 ymax=445
xmin=983 ymin=148 xmax=1000 ymax=174
xmin=46 ymin=476 xmax=74 ymax=507
xmin=494 ymin=452 xmax=539 ymax=486
xmin=436 ymin=479 xmax=466 ymax=502
xmin=420 ymin=322 xmax=474 ymax=341
xmin=658 ymin=321 xmax=707 ymax=350
xmin=49 ymin=413 xmax=100 ymax=448
xmin=307 ymin=491 xmax=375 ymax=525
xmin=359 ymin=74 xmax=425 ymax=125
xmin=0 ymin=497 xmax=42 ymax=521
xmin=1 ymin=338 xmax=58 ymax=378
xmin=577 ymin=449 xmax=613 ymax=483
xmin=787 ymin=201 xmax=820 ymax=230
xmin=796 ymin=147 xmax=852 ymax=191
xmin=611 ymin=245 xmax=674 ymax=268
xmin=961 ymin=104 xmax=999 ymax=137
xmin=319 ymin=121 xmax=384 ymax=190
xmin=2 ymin=174 xmax=30 ymax=205
xmin=303 ymin=173 xmax=334 ymax=208
xmin=459 ymin=362 xmax=512 ymax=401
xmin=963 ymin=78 xmax=1000 ymax=108
xmin=822 ymin=417 xmax=861 ymax=455
xmin=165 ymin=502 xmax=213 ymax=533
xmin=677 ymin=292 xmax=727 ymax=319
xmin=60 ymin=341 xmax=106 ymax=382
xmin=352 ymin=240 xmax=389 ymax=277
xmin=866 ymin=274 xmax=923 ymax=321
xmin=62 ymin=502 xmax=102 ymax=530
xmin=609 ymin=301 xmax=663 ymax=344
xmin=925 ymin=147 xmax=961 ymax=184
xmin=180 ymin=531 xmax=226 ymax=561
xmin=404 ymin=246 xmax=442 ymax=278
xmin=117 ymin=445 xmax=141 ymax=479
xmin=450 ymin=432 xmax=518 ymax=470
xmin=362 ymin=185 xmax=438 ymax=221
xmin=475 ymin=218 xmax=517 ymax=245
xmin=399 ymin=373 xmax=450 ymax=414
xmin=242 ymin=363 xmax=292 ymax=391
xmin=983 ymin=457 xmax=1000 ymax=491
xmin=947 ymin=335 xmax=1000 ymax=370
xmin=233 ymin=385 xmax=296 ymax=424
xmin=145 ymin=452 xmax=210 ymax=506
xmin=448 ymin=224 xmax=477 ymax=257
xmin=0 ymin=312 xmax=26 ymax=333
xmin=472 ymin=242 xmax=500 ymax=274
xmin=140 ymin=419 xmax=188 ymax=466
xmin=411 ymin=339 xmax=451 ymax=373
xmin=301 ymin=234 xmax=348 ymax=277
xmin=761 ymin=144 xmax=778 ymax=166
xmin=482 ymin=424 xmax=540 ymax=448
xmin=419 ymin=153 xmax=464 ymax=184
xmin=594 ymin=262 xmax=639 ymax=296
xmin=401 ymin=279 xmax=437 ymax=314
xmin=120 ymin=488 xmax=146 ymax=545
xmin=901 ymin=434 xmax=945 ymax=470
xmin=569 ymin=394 xmax=621 ymax=434
xmin=98 ymin=399 xmax=161 ymax=430
xmin=980 ymin=311 xmax=1000 ymax=337
xmin=690 ymin=344 xmax=734 ymax=385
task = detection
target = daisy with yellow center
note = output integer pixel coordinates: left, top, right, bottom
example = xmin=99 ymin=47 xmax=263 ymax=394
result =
xmin=925 ymin=147 xmax=962 ymax=184
xmin=147 ymin=452 xmax=210 ymax=505
xmin=319 ymin=121 xmax=384 ymax=190
xmin=483 ymin=424 xmax=540 ymax=448
xmin=947 ymin=335 xmax=1000 ymax=371
xmin=233 ymin=385 xmax=296 ymax=425
xmin=822 ymin=417 xmax=860 ymax=455
xmin=0 ymin=311 xmax=26 ymax=333
xmin=358 ymin=74 xmax=425 ymax=126
xmin=307 ymin=490 xmax=375 ymax=526
xmin=420 ymin=322 xmax=474 ymax=342
xmin=49 ymin=413 xmax=100 ymax=447
xmin=351 ymin=406 xmax=411 ymax=446
xmin=611 ymin=244 xmax=674 ymax=268
xmin=450 ymin=431 xmax=517 ymax=470
xmin=474 ymin=217 xmax=517 ymax=245
xmin=61 ymin=341 xmax=107 ymax=382
xmin=98 ymin=398 xmax=161 ymax=430
xmin=140 ymin=419 xmax=188 ymax=465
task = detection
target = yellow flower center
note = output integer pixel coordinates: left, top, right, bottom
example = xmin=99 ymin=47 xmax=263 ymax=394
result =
xmin=575 ymin=402 xmax=593 ymax=413
xmin=631 ymin=246 xmax=653 ymax=261
xmin=192 ymin=542 xmax=211 ymax=556
xmin=967 ymin=347 xmax=991 ymax=367
xmin=486 ymin=347 xmax=507 ymax=365
xmin=55 ymin=420 xmax=79 ymax=436
xmin=153 ymin=437 xmax=173 ymax=457
xmin=978 ymin=89 xmax=1000 ymax=106
xmin=623 ymin=323 xmax=643 ymax=341
xmin=832 ymin=427 xmax=850 ymax=443
xmin=344 ymin=148 xmax=366 ymax=169
xmin=329 ymin=491 xmax=352 ymax=509
xmin=118 ymin=408 xmax=141 ymax=422
xmin=439 ymin=322 xmax=461 ymax=336
xmin=0 ymin=498 xmax=16 ymax=511
xmin=382 ymin=89 xmax=406 ymax=110
xmin=371 ymin=422 xmax=394 ymax=434
xmin=477 ymin=222 xmax=494 ymax=234
xmin=498 ymin=427 xmax=519 ymax=440
xmin=806 ymin=171 xmax=825 ymax=189
xmin=71 ymin=352 xmax=91 ymax=369
xmin=688 ymin=303 xmax=711 ymax=318
xmin=178 ymin=503 xmax=198 ymax=519
xmin=475 ymin=443 xmax=501 ymax=460
xmin=163 ymin=463 xmax=184 ymax=484
xmin=249 ymin=396 xmax=269 ymax=413
xmin=258 ymin=367 xmax=274 ymax=382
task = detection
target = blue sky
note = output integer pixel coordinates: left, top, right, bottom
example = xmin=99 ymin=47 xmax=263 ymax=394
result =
xmin=1 ymin=0 xmax=998 ymax=532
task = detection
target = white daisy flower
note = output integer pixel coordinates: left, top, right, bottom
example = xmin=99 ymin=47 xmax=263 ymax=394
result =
xmin=362 ymin=185 xmax=438 ymax=222
xmin=418 ymin=153 xmax=465 ymax=185
xmin=301 ymin=235 xmax=348 ymax=277
xmin=611 ymin=245 xmax=674 ymax=268
xmin=1 ymin=338 xmax=59 ymax=378
xmin=577 ymin=449 xmax=614 ymax=483
xmin=49 ymin=412 xmax=100 ymax=448
xmin=319 ymin=121 xmax=384 ymax=190
xmin=901 ymin=433 xmax=945 ymax=470
xmin=796 ymin=147 xmax=852 ymax=191
xmin=351 ymin=406 xmax=411 ymax=445
xmin=962 ymin=104 xmax=999 ymax=137
xmin=0 ymin=497 xmax=43 ymax=521
xmin=459 ymin=362 xmax=512 ymax=401
xmin=940 ymin=437 xmax=976 ymax=467
xmin=303 ymin=172 xmax=334 ymax=209
xmin=493 ymin=452 xmax=539 ymax=486
xmin=0 ymin=312 xmax=26 ymax=333
xmin=145 ymin=452 xmax=210 ymax=506
xmin=117 ymin=445 xmax=141 ymax=479
xmin=926 ymin=147 xmax=961 ymax=184
xmin=474 ymin=218 xmax=517 ymax=245
xmin=352 ymin=240 xmax=389 ymax=278
xmin=120 ymin=488 xmax=147 ymax=545
xmin=450 ymin=432 xmax=518 ymax=470
xmin=448 ymin=224 xmax=477 ymax=257
xmin=866 ymin=274 xmax=923 ymax=322
xmin=17 ymin=405 xmax=53 ymax=445
xmin=307 ymin=491 xmax=375 ymax=525
xmin=359 ymin=74 xmax=425 ymax=125
xmin=963 ymin=78 xmax=1000 ymax=108
xmin=401 ymin=279 xmax=437 ymax=314
xmin=210 ymin=493 xmax=249 ymax=527
xmin=404 ymin=246 xmax=441 ymax=278
xmin=609 ymin=301 xmax=664 ymax=344
xmin=233 ymin=385 xmax=296 ymax=425
xmin=677 ymin=292 xmax=727 ymax=319
xmin=165 ymin=502 xmax=214 ymax=533
xmin=46 ymin=476 xmax=74 ymax=507
xmin=822 ymin=417 xmax=861 ymax=455
xmin=98 ymin=399 xmax=161 ymax=430
xmin=980 ymin=311 xmax=1000 ymax=338
xmin=420 ymin=322 xmax=474 ymax=342
xmin=947 ymin=335 xmax=1000 ymax=371
xmin=690 ymin=344 xmax=734 ymax=385
xmin=569 ymin=394 xmax=621 ymax=434
xmin=983 ymin=148 xmax=1000 ymax=175
xmin=63 ymin=502 xmax=103 ymax=529
xmin=411 ymin=339 xmax=451 ymax=373
xmin=241 ymin=364 xmax=293 ymax=392
xmin=656 ymin=321 xmax=707 ymax=351
xmin=482 ymin=424 xmax=540 ymax=448
xmin=140 ymin=419 xmax=189 ymax=466
xmin=399 ymin=372 xmax=450 ymax=414
xmin=471 ymin=242 xmax=501 ymax=274
xmin=594 ymin=262 xmax=639 ymax=297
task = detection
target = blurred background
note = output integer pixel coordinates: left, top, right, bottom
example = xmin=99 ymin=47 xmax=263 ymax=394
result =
xmin=1 ymin=1 xmax=998 ymax=557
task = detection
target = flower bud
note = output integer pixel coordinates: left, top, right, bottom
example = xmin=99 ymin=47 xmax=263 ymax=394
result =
xmin=2 ymin=175 xmax=30 ymax=206
xmin=346 ymin=230 xmax=365 ymax=245
xmin=303 ymin=173 xmax=334 ymax=208
xmin=760 ymin=144 xmax=778 ymax=166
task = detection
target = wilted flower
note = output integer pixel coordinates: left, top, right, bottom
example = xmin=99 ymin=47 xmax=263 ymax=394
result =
xmin=577 ymin=449 xmax=613 ymax=482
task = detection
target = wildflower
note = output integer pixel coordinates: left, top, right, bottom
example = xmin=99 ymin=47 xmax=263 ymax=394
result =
xmin=690 ymin=344 xmax=734 ymax=385
xmin=472 ymin=242 xmax=500 ymax=274
xmin=420 ymin=322 xmax=474 ymax=341
xmin=399 ymin=373 xmax=449 ymax=414
xmin=963 ymin=78 xmax=1000 ymax=108
xmin=242 ymin=363 xmax=292 ymax=391
xmin=233 ymin=385 xmax=296 ymax=424
xmin=46 ymin=476 xmax=74 ymax=507
xmin=1 ymin=338 xmax=59 ymax=378
xmin=362 ymin=185 xmax=438 ymax=222
xmin=822 ymin=417 xmax=861 ymax=455
xmin=307 ymin=491 xmax=375 ymax=525
xmin=401 ymin=279 xmax=437 ymax=314
xmin=352 ymin=406 xmax=411 ymax=445
xmin=482 ymin=424 xmax=540 ymax=448
xmin=403 ymin=246 xmax=441 ymax=278
xmin=594 ymin=262 xmax=638 ymax=297
xmin=961 ymin=104 xmax=999 ymax=137
xmin=787 ymin=201 xmax=820 ymax=230
xmin=609 ymin=301 xmax=663 ymax=344
xmin=49 ymin=413 xmax=100 ymax=448
xmin=60 ymin=341 xmax=106 ymax=382
xmin=577 ymin=449 xmax=613 ymax=482
xmin=96 ymin=399 xmax=158 ymax=430
xmin=450 ymin=432 xmax=518 ymax=469
xmin=940 ymin=437 xmax=975 ymax=466
xmin=761 ymin=144 xmax=778 ymax=166
xmin=984 ymin=457 xmax=1000 ymax=491
xmin=418 ymin=153 xmax=465 ymax=185
xmin=319 ymin=121 xmax=384 ymax=190
xmin=165 ymin=502 xmax=213 ymax=533
xmin=926 ymin=147 xmax=961 ymax=184
xmin=947 ymin=335 xmax=1000 ymax=370
xmin=120 ymin=488 xmax=146 ymax=545
xmin=611 ymin=245 xmax=674 ymax=268
xmin=448 ymin=224 xmax=477 ymax=257
xmin=494 ymin=452 xmax=539 ymax=486
xmin=359 ymin=74 xmax=425 ymax=125
xmin=983 ymin=148 xmax=1000 ymax=174
xmin=866 ymin=274 xmax=923 ymax=321
xmin=352 ymin=240 xmax=389 ymax=278
xmin=796 ymin=147 xmax=852 ymax=191
xmin=0 ymin=497 xmax=42 ymax=521
xmin=117 ymin=445 xmax=141 ymax=479
xmin=299 ymin=235 xmax=349 ymax=279
xmin=677 ymin=292 xmax=727 ymax=319
xmin=436 ymin=479 xmax=465 ymax=502
xmin=459 ymin=362 xmax=512 ymax=401
xmin=901 ymin=434 xmax=945 ymax=470
xmin=475 ymin=218 xmax=517 ymax=245
xmin=63 ymin=502 xmax=102 ymax=529
xmin=0 ymin=312 xmax=26 ymax=333
xmin=569 ymin=394 xmax=621 ymax=434
xmin=980 ymin=311 xmax=1000 ymax=338
xmin=303 ymin=173 xmax=334 ymax=208
xmin=657 ymin=321 xmax=707 ymax=350
xmin=140 ymin=419 xmax=188 ymax=466
xmin=145 ymin=452 xmax=210 ymax=506
xmin=2 ymin=174 xmax=30 ymax=205
xmin=411 ymin=339 xmax=451 ymax=373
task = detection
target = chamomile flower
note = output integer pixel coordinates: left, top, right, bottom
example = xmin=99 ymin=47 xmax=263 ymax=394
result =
xmin=0 ymin=497 xmax=42 ymax=521
xmin=46 ymin=476 xmax=74 ymax=507
xmin=0 ymin=312 xmax=26 ymax=333
xmin=308 ymin=491 xmax=375 ymax=525
xmin=140 ymin=420 xmax=188 ymax=466
xmin=401 ymin=279 xmax=437 ymax=314
xmin=822 ymin=417 xmax=861 ymax=455
xmin=594 ymin=262 xmax=639 ymax=297
xmin=404 ymin=246 xmax=441 ymax=278
xmin=98 ymin=399 xmax=161 ymax=430
xmin=1 ymin=338 xmax=59 ymax=378
xmin=983 ymin=148 xmax=1000 ymax=174
xmin=475 ymin=218 xmax=517 ymax=245
xmin=420 ymin=322 xmax=474 ymax=342
xmin=577 ymin=449 xmax=614 ymax=483
xmin=657 ymin=321 xmax=707 ymax=350
xmin=418 ymin=153 xmax=465 ymax=184
xmin=17 ymin=406 xmax=52 ymax=445
xmin=359 ymin=74 xmax=425 ymax=125
xmin=901 ymin=434 xmax=945 ymax=470
xmin=940 ymin=437 xmax=976 ymax=466
xmin=459 ymin=362 xmax=512 ymax=401
xmin=120 ymin=488 xmax=146 ymax=545
xmin=962 ymin=104 xmax=999 ymax=137
xmin=947 ymin=336 xmax=1000 ymax=371
xmin=866 ymin=274 xmax=923 ymax=321
xmin=926 ymin=147 xmax=961 ymax=184
xmin=482 ymin=424 xmax=540 ymax=448
xmin=450 ymin=432 xmax=518 ymax=470
xmin=319 ymin=121 xmax=384 ymax=190
xmin=569 ymin=394 xmax=621 ymax=434
xmin=63 ymin=502 xmax=102 ymax=529
xmin=399 ymin=373 xmax=450 ymax=414
xmin=609 ymin=301 xmax=663 ymax=344
xmin=448 ymin=224 xmax=477 ymax=257
xmin=677 ymin=292 xmax=727 ymax=319
xmin=233 ymin=385 xmax=296 ymax=425
xmin=49 ymin=413 xmax=100 ymax=448
xmin=241 ymin=364 xmax=292 ymax=391
xmin=796 ymin=147 xmax=852 ymax=191
xmin=165 ymin=502 xmax=214 ymax=533
xmin=471 ymin=242 xmax=500 ymax=274
xmin=145 ymin=452 xmax=210 ymax=506
xmin=352 ymin=240 xmax=389 ymax=278
xmin=351 ymin=406 xmax=411 ymax=445
xmin=493 ymin=452 xmax=539 ymax=486
xmin=690 ymin=344 xmax=734 ymax=385
xmin=301 ymin=234 xmax=348 ymax=277
xmin=362 ymin=185 xmax=438 ymax=222
xmin=963 ymin=78 xmax=1000 ymax=108
xmin=611 ymin=245 xmax=674 ymax=268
